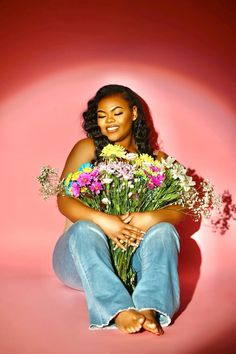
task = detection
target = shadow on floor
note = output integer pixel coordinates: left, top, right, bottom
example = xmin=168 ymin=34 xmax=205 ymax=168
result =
xmin=172 ymin=215 xmax=202 ymax=323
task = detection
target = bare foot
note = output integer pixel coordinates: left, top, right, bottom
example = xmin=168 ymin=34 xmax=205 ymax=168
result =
xmin=114 ymin=309 xmax=145 ymax=333
xmin=139 ymin=310 xmax=164 ymax=335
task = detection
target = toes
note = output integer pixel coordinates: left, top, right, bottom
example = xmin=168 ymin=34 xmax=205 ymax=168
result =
xmin=146 ymin=321 xmax=157 ymax=329
xmin=126 ymin=322 xmax=143 ymax=333
xmin=156 ymin=325 xmax=164 ymax=335
xmin=143 ymin=320 xmax=159 ymax=334
xmin=114 ymin=310 xmax=144 ymax=334
xmin=127 ymin=327 xmax=135 ymax=333
xmin=135 ymin=324 xmax=142 ymax=332
xmin=130 ymin=326 xmax=141 ymax=333
xmin=134 ymin=314 xmax=145 ymax=325
xmin=137 ymin=316 xmax=145 ymax=325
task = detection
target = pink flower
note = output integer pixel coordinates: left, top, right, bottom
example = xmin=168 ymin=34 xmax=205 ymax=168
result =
xmin=90 ymin=181 xmax=103 ymax=194
xmin=147 ymin=182 xmax=155 ymax=190
xmin=151 ymin=165 xmax=159 ymax=172
xmin=72 ymin=182 xmax=80 ymax=197
xmin=150 ymin=174 xmax=165 ymax=187
xmin=90 ymin=169 xmax=99 ymax=178
xmin=77 ymin=173 xmax=92 ymax=187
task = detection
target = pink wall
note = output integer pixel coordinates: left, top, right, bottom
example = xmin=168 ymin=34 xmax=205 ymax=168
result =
xmin=1 ymin=1 xmax=236 ymax=353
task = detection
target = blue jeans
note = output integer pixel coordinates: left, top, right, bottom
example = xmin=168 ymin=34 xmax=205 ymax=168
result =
xmin=52 ymin=221 xmax=180 ymax=330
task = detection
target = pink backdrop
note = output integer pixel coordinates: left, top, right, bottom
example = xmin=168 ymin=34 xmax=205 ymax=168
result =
xmin=1 ymin=1 xmax=236 ymax=353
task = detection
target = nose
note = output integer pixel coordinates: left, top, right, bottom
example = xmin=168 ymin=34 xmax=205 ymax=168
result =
xmin=105 ymin=113 xmax=116 ymax=123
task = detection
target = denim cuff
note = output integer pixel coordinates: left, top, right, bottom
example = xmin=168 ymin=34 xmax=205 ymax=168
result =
xmin=89 ymin=306 xmax=137 ymax=330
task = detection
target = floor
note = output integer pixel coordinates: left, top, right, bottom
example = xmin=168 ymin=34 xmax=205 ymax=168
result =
xmin=1 ymin=219 xmax=235 ymax=354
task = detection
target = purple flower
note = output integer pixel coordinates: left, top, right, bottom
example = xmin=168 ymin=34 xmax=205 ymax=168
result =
xmin=150 ymin=174 xmax=165 ymax=187
xmin=90 ymin=181 xmax=103 ymax=194
xmin=90 ymin=169 xmax=99 ymax=178
xmin=151 ymin=165 xmax=159 ymax=172
xmin=157 ymin=174 xmax=165 ymax=184
xmin=72 ymin=182 xmax=80 ymax=197
xmin=77 ymin=173 xmax=92 ymax=187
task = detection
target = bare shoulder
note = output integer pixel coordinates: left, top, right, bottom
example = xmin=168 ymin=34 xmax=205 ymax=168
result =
xmin=154 ymin=149 xmax=168 ymax=162
xmin=61 ymin=138 xmax=96 ymax=178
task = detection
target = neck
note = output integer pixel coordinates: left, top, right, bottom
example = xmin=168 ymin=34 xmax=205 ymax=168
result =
xmin=114 ymin=135 xmax=137 ymax=153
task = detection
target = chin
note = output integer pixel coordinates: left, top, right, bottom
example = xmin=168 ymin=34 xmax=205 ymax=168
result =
xmin=104 ymin=134 xmax=120 ymax=142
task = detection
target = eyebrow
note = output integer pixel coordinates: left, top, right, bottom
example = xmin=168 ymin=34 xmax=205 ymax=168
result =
xmin=97 ymin=106 xmax=123 ymax=113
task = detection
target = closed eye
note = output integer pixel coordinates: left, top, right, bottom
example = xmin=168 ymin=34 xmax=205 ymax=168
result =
xmin=98 ymin=112 xmax=123 ymax=118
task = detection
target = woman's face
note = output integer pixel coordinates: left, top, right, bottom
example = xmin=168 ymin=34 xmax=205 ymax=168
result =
xmin=97 ymin=94 xmax=137 ymax=147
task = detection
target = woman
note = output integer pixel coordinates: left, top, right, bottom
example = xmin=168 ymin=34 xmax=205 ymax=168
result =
xmin=52 ymin=84 xmax=184 ymax=335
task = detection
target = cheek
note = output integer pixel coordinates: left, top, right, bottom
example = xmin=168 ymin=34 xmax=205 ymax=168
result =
xmin=97 ymin=121 xmax=104 ymax=130
xmin=123 ymin=117 xmax=134 ymax=129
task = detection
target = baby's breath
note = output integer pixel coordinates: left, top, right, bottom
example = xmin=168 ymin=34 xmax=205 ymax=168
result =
xmin=36 ymin=166 xmax=64 ymax=199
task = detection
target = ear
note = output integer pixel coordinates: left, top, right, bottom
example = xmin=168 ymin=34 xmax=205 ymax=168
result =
xmin=132 ymin=105 xmax=138 ymax=121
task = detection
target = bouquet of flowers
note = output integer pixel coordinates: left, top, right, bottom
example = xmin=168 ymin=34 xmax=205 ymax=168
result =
xmin=37 ymin=144 xmax=221 ymax=293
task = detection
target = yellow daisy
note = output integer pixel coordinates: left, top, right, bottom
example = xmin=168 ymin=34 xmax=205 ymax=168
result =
xmin=153 ymin=160 xmax=161 ymax=168
xmin=71 ymin=171 xmax=80 ymax=180
xmin=100 ymin=144 xmax=127 ymax=159
xmin=82 ymin=167 xmax=92 ymax=173
xmin=136 ymin=153 xmax=154 ymax=166
xmin=64 ymin=172 xmax=72 ymax=186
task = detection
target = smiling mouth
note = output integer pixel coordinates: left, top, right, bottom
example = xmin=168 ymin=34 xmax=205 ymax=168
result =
xmin=106 ymin=126 xmax=119 ymax=133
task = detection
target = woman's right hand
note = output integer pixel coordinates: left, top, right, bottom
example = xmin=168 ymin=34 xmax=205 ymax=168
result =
xmin=94 ymin=213 xmax=144 ymax=251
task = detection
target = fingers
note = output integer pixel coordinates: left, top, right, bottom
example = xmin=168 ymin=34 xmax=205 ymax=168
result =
xmin=125 ymin=224 xmax=145 ymax=235
xmin=113 ymin=232 xmax=144 ymax=251
xmin=127 ymin=237 xmax=141 ymax=248
xmin=123 ymin=227 xmax=145 ymax=240
xmin=113 ymin=236 xmax=141 ymax=251
xmin=109 ymin=216 xmax=146 ymax=251
xmin=113 ymin=233 xmax=132 ymax=250
xmin=115 ymin=238 xmax=127 ymax=251
xmin=121 ymin=214 xmax=132 ymax=224
xmin=125 ymin=238 xmax=138 ymax=248
xmin=133 ymin=238 xmax=141 ymax=249
xmin=113 ymin=238 xmax=127 ymax=251
xmin=119 ymin=212 xmax=130 ymax=222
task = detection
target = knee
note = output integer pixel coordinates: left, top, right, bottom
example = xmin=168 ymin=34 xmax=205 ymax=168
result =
xmin=69 ymin=220 xmax=105 ymax=238
xmin=68 ymin=220 xmax=107 ymax=253
xmin=155 ymin=222 xmax=178 ymax=235
xmin=144 ymin=222 xmax=180 ymax=252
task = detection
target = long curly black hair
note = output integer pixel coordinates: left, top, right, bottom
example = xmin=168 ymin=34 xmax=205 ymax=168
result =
xmin=82 ymin=84 xmax=159 ymax=159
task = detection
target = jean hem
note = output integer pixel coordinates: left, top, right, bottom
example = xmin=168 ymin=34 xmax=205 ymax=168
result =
xmin=89 ymin=306 xmax=136 ymax=330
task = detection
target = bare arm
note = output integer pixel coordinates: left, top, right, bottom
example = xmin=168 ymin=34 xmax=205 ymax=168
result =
xmin=57 ymin=138 xmax=99 ymax=223
xmin=135 ymin=205 xmax=187 ymax=227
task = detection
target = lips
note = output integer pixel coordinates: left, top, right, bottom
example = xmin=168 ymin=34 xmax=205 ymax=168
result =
xmin=106 ymin=125 xmax=119 ymax=132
